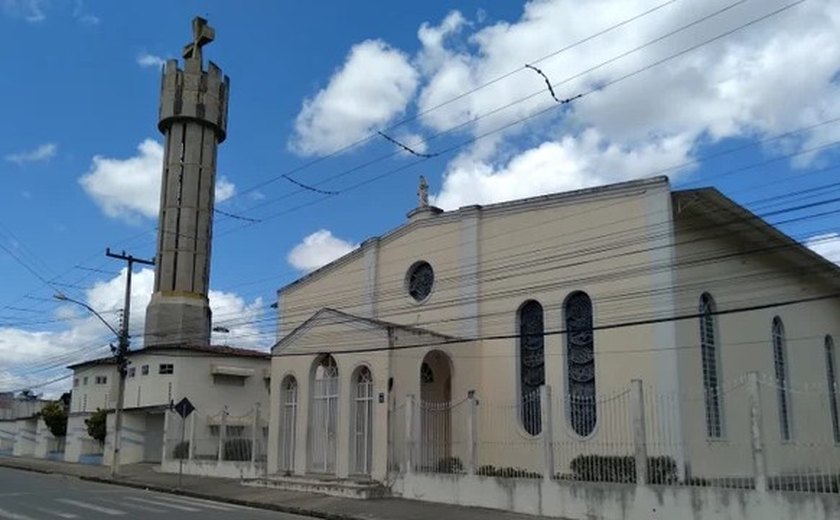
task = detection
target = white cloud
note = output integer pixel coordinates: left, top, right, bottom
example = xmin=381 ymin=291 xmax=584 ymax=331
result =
xmin=408 ymin=0 xmax=840 ymax=206
xmin=0 ymin=267 xmax=265 ymax=395
xmin=805 ymin=233 xmax=840 ymax=265
xmin=2 ymin=0 xmax=45 ymax=22
xmin=432 ymin=129 xmax=692 ymax=209
xmin=5 ymin=143 xmax=57 ymax=165
xmin=290 ymin=40 xmax=420 ymax=156
xmin=79 ymin=140 xmax=237 ymax=222
xmin=287 ymin=230 xmax=358 ymax=272
xmin=137 ymin=52 xmax=165 ymax=69
xmin=73 ymin=0 xmax=99 ymax=25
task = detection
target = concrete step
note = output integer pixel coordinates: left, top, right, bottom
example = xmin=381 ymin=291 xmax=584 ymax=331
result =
xmin=244 ymin=474 xmax=389 ymax=499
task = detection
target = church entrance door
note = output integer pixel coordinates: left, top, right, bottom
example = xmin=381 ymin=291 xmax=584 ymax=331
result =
xmin=309 ymin=356 xmax=338 ymax=473
xmin=351 ymin=366 xmax=374 ymax=475
xmin=419 ymin=351 xmax=452 ymax=471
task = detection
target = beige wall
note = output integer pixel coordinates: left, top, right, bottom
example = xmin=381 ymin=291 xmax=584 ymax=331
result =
xmin=673 ymin=211 xmax=840 ymax=477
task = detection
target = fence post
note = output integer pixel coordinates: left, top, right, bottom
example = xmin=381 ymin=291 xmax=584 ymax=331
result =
xmin=540 ymin=385 xmax=554 ymax=481
xmin=405 ymin=394 xmax=415 ymax=474
xmin=630 ymin=379 xmax=648 ymax=485
xmin=161 ymin=408 xmax=170 ymax=464
xmin=747 ymin=372 xmax=767 ymax=493
xmin=217 ymin=407 xmax=228 ymax=465
xmin=188 ymin=412 xmax=196 ymax=462
xmin=251 ymin=403 xmax=260 ymax=473
xmin=466 ymin=390 xmax=477 ymax=475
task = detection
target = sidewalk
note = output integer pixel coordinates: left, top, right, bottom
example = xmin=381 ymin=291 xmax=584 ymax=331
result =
xmin=0 ymin=456 xmax=556 ymax=520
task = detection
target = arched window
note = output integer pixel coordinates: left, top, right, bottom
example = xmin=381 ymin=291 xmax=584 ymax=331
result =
xmin=772 ymin=317 xmax=791 ymax=441
xmin=352 ymin=367 xmax=374 ymax=475
xmin=565 ymin=291 xmax=596 ymax=436
xmin=518 ymin=300 xmax=545 ymax=436
xmin=309 ymin=355 xmax=339 ymax=473
xmin=825 ymin=336 xmax=840 ymax=443
xmin=699 ymin=293 xmax=723 ymax=438
xmin=279 ymin=376 xmax=298 ymax=471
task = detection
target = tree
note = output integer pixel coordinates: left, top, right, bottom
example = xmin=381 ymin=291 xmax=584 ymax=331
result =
xmin=40 ymin=401 xmax=67 ymax=438
xmin=85 ymin=409 xmax=107 ymax=444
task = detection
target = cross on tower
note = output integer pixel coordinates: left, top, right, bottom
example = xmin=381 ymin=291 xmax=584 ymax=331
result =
xmin=182 ymin=16 xmax=215 ymax=61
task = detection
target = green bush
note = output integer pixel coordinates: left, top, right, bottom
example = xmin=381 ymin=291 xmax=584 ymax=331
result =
xmin=435 ymin=456 xmax=463 ymax=473
xmin=85 ymin=409 xmax=107 ymax=444
xmin=223 ymin=438 xmax=252 ymax=461
xmin=476 ymin=465 xmax=541 ymax=479
xmin=568 ymin=455 xmax=678 ymax=484
xmin=172 ymin=441 xmax=190 ymax=460
xmin=40 ymin=401 xmax=67 ymax=438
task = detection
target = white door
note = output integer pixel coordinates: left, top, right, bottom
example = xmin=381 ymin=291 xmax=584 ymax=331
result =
xmin=280 ymin=377 xmax=297 ymax=472
xmin=309 ymin=357 xmax=338 ymax=473
xmin=352 ymin=367 xmax=374 ymax=475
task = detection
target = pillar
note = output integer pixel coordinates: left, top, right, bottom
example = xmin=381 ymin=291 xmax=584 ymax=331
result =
xmin=466 ymin=391 xmax=478 ymax=475
xmin=630 ymin=379 xmax=648 ymax=485
xmin=540 ymin=385 xmax=555 ymax=481
xmin=747 ymin=372 xmax=767 ymax=493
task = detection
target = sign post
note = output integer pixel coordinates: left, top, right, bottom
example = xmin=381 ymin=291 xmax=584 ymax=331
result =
xmin=173 ymin=397 xmax=195 ymax=489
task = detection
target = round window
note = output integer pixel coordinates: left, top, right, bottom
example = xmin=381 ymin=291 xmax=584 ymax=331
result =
xmin=406 ymin=261 xmax=434 ymax=302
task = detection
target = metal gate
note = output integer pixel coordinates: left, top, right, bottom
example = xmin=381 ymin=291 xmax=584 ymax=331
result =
xmin=309 ymin=356 xmax=338 ymax=473
xmin=280 ymin=376 xmax=298 ymax=471
xmin=352 ymin=367 xmax=374 ymax=475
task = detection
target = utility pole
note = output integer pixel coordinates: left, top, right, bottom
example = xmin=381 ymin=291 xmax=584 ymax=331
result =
xmin=105 ymin=248 xmax=154 ymax=477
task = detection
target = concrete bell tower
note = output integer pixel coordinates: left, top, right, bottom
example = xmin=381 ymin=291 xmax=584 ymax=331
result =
xmin=144 ymin=17 xmax=230 ymax=347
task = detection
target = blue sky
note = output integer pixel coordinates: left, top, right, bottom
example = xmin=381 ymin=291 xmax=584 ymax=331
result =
xmin=1 ymin=0 xmax=839 ymax=394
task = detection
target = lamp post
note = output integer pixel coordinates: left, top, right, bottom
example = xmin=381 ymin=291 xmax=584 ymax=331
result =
xmin=55 ymin=291 xmax=129 ymax=478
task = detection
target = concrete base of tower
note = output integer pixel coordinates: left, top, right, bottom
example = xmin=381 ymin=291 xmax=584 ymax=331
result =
xmin=143 ymin=293 xmax=212 ymax=347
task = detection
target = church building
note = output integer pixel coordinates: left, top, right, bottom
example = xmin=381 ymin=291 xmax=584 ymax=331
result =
xmin=266 ymin=175 xmax=840 ymax=488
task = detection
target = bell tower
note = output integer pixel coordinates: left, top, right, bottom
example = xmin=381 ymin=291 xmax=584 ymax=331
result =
xmin=144 ymin=17 xmax=230 ymax=346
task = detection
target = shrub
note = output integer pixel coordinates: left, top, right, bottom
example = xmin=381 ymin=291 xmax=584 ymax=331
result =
xmin=568 ymin=455 xmax=679 ymax=484
xmin=223 ymin=438 xmax=252 ymax=461
xmin=476 ymin=465 xmax=541 ymax=479
xmin=172 ymin=441 xmax=190 ymax=460
xmin=570 ymin=455 xmax=636 ymax=483
xmin=40 ymin=401 xmax=67 ymax=438
xmin=435 ymin=456 xmax=463 ymax=473
xmin=85 ymin=409 xmax=107 ymax=444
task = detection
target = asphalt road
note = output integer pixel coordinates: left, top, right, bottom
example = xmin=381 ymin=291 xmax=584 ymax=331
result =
xmin=0 ymin=467 xmax=307 ymax=520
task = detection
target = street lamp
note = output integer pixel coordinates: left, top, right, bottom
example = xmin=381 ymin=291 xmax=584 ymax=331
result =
xmin=54 ymin=292 xmax=129 ymax=478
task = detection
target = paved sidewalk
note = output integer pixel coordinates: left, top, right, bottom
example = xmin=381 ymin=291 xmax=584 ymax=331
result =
xmin=0 ymin=456 xmax=555 ymax=520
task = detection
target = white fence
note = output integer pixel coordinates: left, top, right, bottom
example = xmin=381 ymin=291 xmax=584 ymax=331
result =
xmin=389 ymin=373 xmax=840 ymax=494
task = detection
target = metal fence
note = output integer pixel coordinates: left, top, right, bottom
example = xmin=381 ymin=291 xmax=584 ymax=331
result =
xmin=163 ymin=404 xmax=268 ymax=475
xmin=388 ymin=373 xmax=840 ymax=495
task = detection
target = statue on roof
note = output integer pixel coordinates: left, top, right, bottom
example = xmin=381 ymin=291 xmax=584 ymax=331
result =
xmin=418 ymin=175 xmax=429 ymax=208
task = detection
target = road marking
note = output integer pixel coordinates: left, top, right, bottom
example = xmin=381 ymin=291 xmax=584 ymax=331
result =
xmin=35 ymin=508 xmax=78 ymax=519
xmin=151 ymin=494 xmax=240 ymax=511
xmin=98 ymin=498 xmax=166 ymax=513
xmin=124 ymin=496 xmax=200 ymax=512
xmin=0 ymin=507 xmax=36 ymax=520
xmin=55 ymin=499 xmax=126 ymax=516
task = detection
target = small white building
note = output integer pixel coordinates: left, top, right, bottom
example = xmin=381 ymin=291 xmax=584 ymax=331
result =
xmin=0 ymin=393 xmax=50 ymax=458
xmin=66 ymin=343 xmax=270 ymax=467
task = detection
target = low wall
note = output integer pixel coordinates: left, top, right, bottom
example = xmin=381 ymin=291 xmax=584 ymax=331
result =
xmin=393 ymin=473 xmax=840 ymax=520
xmin=12 ymin=418 xmax=37 ymax=457
xmin=160 ymin=459 xmax=264 ymax=479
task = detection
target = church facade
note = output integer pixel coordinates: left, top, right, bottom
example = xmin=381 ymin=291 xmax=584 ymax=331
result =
xmin=266 ymin=176 xmax=840 ymax=485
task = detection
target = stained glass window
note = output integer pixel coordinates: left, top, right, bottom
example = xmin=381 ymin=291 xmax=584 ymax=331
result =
xmin=699 ymin=293 xmax=723 ymax=438
xmin=772 ymin=316 xmax=791 ymax=441
xmin=407 ymin=261 xmax=434 ymax=302
xmin=519 ymin=300 xmax=544 ymax=436
xmin=565 ymin=291 xmax=595 ymax=436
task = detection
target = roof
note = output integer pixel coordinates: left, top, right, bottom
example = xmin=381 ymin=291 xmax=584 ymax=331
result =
xmin=279 ymin=176 xmax=670 ymax=293
xmin=672 ymin=187 xmax=840 ymax=287
xmin=67 ymin=343 xmax=270 ymax=370
xmin=272 ymin=307 xmax=455 ymax=353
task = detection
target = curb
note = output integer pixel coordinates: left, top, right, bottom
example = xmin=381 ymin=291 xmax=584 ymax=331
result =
xmin=78 ymin=476 xmax=365 ymax=520
xmin=0 ymin=460 xmax=55 ymax=475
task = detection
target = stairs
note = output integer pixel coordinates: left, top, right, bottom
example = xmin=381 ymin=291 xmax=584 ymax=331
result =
xmin=243 ymin=474 xmax=390 ymax=499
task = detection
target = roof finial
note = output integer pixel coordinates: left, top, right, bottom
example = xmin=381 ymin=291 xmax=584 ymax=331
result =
xmin=418 ymin=175 xmax=429 ymax=208
xmin=182 ymin=16 xmax=215 ymax=62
